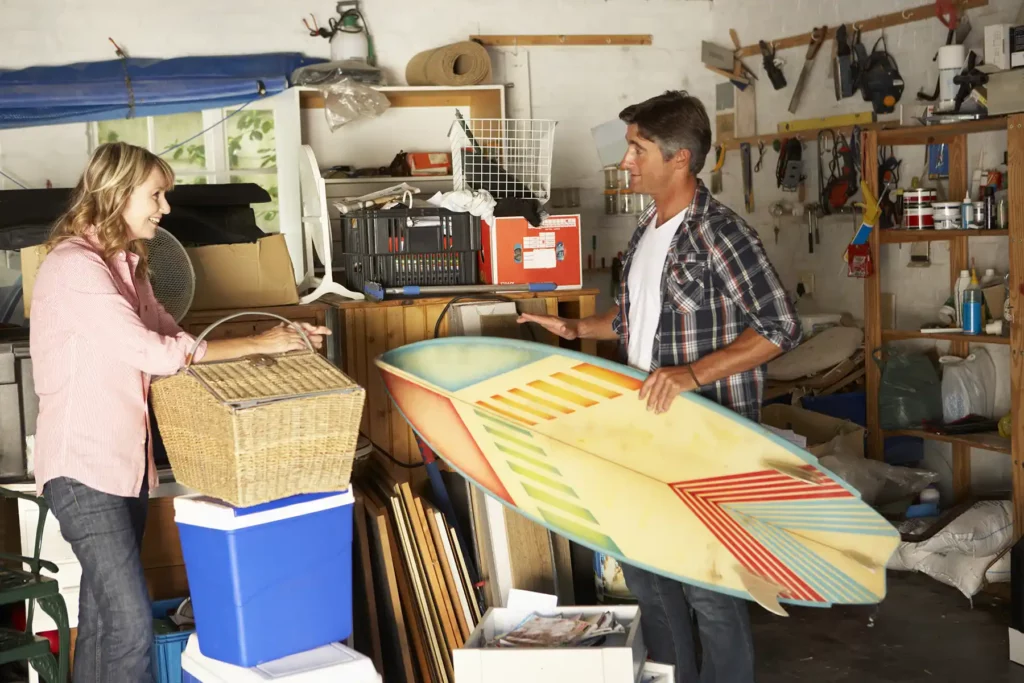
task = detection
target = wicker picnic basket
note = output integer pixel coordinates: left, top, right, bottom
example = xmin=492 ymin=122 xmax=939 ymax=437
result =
xmin=151 ymin=312 xmax=365 ymax=507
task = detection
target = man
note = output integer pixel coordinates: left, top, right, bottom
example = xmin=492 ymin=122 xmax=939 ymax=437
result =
xmin=518 ymin=90 xmax=801 ymax=683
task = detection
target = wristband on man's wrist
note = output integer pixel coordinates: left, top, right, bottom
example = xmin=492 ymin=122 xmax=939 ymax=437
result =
xmin=686 ymin=364 xmax=703 ymax=389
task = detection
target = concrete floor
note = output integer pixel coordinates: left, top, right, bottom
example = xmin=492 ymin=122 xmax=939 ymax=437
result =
xmin=752 ymin=572 xmax=1024 ymax=682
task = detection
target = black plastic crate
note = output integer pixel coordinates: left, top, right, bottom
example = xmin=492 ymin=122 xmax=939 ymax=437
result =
xmin=341 ymin=207 xmax=481 ymax=291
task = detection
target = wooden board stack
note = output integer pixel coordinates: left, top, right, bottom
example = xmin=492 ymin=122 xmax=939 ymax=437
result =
xmin=352 ymin=464 xmax=483 ymax=683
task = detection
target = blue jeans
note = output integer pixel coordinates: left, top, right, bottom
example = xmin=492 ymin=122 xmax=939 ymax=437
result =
xmin=621 ymin=563 xmax=755 ymax=683
xmin=43 ymin=476 xmax=153 ymax=683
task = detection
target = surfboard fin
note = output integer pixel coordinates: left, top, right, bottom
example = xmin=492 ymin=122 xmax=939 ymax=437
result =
xmin=736 ymin=566 xmax=789 ymax=617
xmin=763 ymin=459 xmax=826 ymax=486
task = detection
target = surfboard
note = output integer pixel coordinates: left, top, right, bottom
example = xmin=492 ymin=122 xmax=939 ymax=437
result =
xmin=375 ymin=336 xmax=900 ymax=615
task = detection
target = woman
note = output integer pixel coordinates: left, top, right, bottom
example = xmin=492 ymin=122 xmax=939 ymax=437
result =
xmin=29 ymin=142 xmax=330 ymax=682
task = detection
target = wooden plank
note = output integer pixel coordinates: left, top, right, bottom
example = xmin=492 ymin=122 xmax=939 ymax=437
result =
xmin=387 ymin=307 xmax=412 ymax=464
xmin=408 ymin=490 xmax=463 ymax=653
xmin=503 ymin=506 xmax=556 ymax=594
xmin=362 ymin=486 xmax=418 ymax=683
xmin=425 ymin=304 xmax=449 ymax=339
xmin=423 ymin=501 xmax=471 ymax=642
xmin=882 ymin=329 xmax=1010 ymax=345
xmin=364 ymin=308 xmax=391 ymax=457
xmin=470 ymin=34 xmax=652 ymax=46
xmin=953 ymin=444 xmax=973 ymax=503
xmin=885 ymin=429 xmax=1011 ymax=454
xmin=352 ymin=493 xmax=384 ymax=672
xmin=876 ymin=115 xmax=1006 ymax=146
xmin=778 ymin=112 xmax=875 ymax=134
xmin=880 ymin=229 xmax=1009 ymax=243
xmin=947 ymin=133 xmax=973 ymax=504
xmin=1009 ymin=114 xmax=1024 ymax=541
xmin=144 ymin=565 xmax=189 ymax=601
xmin=372 ymin=482 xmax=436 ymax=683
xmin=467 ymin=89 xmax=504 ymax=120
xmin=736 ymin=0 xmax=989 ymax=57
xmin=862 ymin=130 xmax=884 ymax=461
xmin=347 ymin=309 xmax=370 ymax=437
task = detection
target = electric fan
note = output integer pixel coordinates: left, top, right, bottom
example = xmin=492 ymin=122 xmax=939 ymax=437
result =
xmin=297 ymin=144 xmax=364 ymax=302
xmin=148 ymin=226 xmax=195 ymax=322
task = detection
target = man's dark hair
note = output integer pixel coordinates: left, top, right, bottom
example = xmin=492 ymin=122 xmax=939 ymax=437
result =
xmin=619 ymin=90 xmax=712 ymax=174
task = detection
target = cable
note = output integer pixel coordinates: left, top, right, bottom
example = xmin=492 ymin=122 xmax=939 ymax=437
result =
xmin=376 ymin=447 xmax=426 ymax=469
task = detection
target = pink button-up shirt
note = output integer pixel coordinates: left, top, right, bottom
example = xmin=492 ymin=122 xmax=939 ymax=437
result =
xmin=29 ymin=236 xmax=207 ymax=497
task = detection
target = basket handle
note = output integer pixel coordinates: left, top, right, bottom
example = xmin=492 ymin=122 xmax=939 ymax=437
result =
xmin=185 ymin=312 xmax=314 ymax=368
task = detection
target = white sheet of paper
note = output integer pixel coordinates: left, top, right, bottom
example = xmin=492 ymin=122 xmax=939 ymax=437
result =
xmin=524 ymin=248 xmax=557 ymax=270
xmin=506 ymin=588 xmax=558 ymax=612
xmin=760 ymin=424 xmax=807 ymax=449
xmin=591 ymin=118 xmax=628 ymax=168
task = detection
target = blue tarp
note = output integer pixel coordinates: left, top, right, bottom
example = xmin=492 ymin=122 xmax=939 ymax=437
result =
xmin=0 ymin=53 xmax=327 ymax=129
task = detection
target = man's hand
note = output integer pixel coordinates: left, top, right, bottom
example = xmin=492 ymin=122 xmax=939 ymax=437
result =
xmin=638 ymin=366 xmax=700 ymax=414
xmin=517 ymin=313 xmax=580 ymax=340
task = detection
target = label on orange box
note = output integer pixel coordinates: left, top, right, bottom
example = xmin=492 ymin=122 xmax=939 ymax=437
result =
xmin=482 ymin=215 xmax=582 ymax=289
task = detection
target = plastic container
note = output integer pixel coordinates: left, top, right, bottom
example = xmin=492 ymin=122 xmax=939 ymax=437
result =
xmin=963 ymin=286 xmax=983 ymax=335
xmin=954 ymin=269 xmax=972 ymax=326
xmin=938 ymin=44 xmax=967 ymax=108
xmin=341 ymin=207 xmax=481 ymax=291
xmin=931 ymin=202 xmax=961 ymax=230
xmin=175 ymin=491 xmax=355 ymax=667
xmin=181 ymin=633 xmax=380 ymax=683
xmin=961 ymin=192 xmax=974 ymax=228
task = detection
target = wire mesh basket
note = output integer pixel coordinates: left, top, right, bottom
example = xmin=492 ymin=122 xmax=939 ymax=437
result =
xmin=448 ymin=116 xmax=557 ymax=201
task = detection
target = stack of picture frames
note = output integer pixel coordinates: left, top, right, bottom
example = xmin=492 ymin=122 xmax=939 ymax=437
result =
xmin=352 ymin=461 xmax=484 ymax=683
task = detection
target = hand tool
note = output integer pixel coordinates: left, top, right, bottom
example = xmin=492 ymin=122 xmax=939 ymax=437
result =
xmin=834 ymin=24 xmax=856 ymax=99
xmin=788 ymin=26 xmax=827 ymax=114
xmin=710 ymin=144 xmax=725 ymax=194
xmin=759 ymin=40 xmax=787 ymax=90
xmin=364 ymin=281 xmax=556 ymax=302
xmin=740 ymin=142 xmax=754 ymax=213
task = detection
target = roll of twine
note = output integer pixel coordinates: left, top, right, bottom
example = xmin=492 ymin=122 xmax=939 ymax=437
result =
xmin=406 ymin=41 xmax=493 ymax=86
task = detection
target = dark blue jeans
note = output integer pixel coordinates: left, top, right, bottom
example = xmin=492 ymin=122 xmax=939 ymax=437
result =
xmin=621 ymin=563 xmax=755 ymax=683
xmin=42 ymin=476 xmax=153 ymax=683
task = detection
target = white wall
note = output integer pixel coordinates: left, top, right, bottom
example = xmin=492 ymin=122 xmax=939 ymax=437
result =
xmin=2 ymin=0 xmax=1020 ymax=499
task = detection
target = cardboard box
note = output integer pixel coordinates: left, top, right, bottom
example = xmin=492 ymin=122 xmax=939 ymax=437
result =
xmin=481 ymin=215 xmax=583 ymax=289
xmin=186 ymin=234 xmax=298 ymax=311
xmin=761 ymin=403 xmax=865 ymax=459
xmin=986 ymin=24 xmax=1012 ymax=71
xmin=19 ymin=233 xmax=298 ymax=317
xmin=454 ymin=605 xmax=645 ymax=683
xmin=987 ymin=68 xmax=1024 ymax=115
xmin=1011 ymin=25 xmax=1024 ymax=68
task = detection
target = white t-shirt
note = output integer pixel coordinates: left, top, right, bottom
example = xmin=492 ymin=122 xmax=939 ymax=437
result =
xmin=626 ymin=209 xmax=689 ymax=372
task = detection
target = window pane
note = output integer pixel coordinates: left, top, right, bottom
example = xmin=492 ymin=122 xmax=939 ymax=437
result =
xmin=96 ymin=118 xmax=148 ymax=148
xmin=231 ymin=174 xmax=279 ymax=233
xmin=225 ymin=109 xmax=276 ymax=171
xmin=173 ymin=174 xmax=209 ymax=185
xmin=154 ymin=112 xmax=207 ymax=172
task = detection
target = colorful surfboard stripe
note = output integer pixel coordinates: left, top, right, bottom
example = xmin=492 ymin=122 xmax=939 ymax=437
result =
xmin=670 ymin=468 xmax=876 ymax=604
xmin=474 ymin=363 xmax=641 ymax=426
xmin=474 ymin=408 xmax=622 ymax=555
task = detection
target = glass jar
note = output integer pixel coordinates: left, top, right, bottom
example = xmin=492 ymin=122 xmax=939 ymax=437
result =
xmin=603 ymin=166 xmax=619 ymax=190
xmin=604 ymin=190 xmax=618 ymax=215
xmin=618 ymin=191 xmax=635 ymax=215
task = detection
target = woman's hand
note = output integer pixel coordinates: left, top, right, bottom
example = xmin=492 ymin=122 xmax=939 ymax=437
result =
xmin=252 ymin=322 xmax=332 ymax=355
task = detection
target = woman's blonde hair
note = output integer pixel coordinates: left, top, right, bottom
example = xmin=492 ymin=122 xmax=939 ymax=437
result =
xmin=47 ymin=142 xmax=175 ymax=278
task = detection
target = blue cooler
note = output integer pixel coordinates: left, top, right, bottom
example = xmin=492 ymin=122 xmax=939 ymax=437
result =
xmin=180 ymin=633 xmax=380 ymax=682
xmin=174 ymin=490 xmax=354 ymax=667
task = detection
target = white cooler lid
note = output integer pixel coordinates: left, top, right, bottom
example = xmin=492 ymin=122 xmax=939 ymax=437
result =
xmin=174 ymin=490 xmax=354 ymax=531
xmin=181 ymin=633 xmax=380 ymax=682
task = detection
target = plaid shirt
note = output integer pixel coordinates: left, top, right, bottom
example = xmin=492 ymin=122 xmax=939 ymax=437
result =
xmin=612 ymin=181 xmax=801 ymax=420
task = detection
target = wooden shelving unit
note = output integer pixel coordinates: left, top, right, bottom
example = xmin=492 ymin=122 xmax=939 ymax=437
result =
xmin=881 ymin=330 xmax=1010 ymax=345
xmin=880 ymin=229 xmax=1008 ymax=243
xmin=862 ymin=114 xmax=1024 ymax=541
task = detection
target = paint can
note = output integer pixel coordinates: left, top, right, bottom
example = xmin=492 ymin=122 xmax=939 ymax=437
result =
xmin=903 ymin=207 xmax=934 ymax=230
xmin=904 ymin=188 xmax=937 ymax=210
xmin=931 ymin=202 xmax=961 ymax=230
